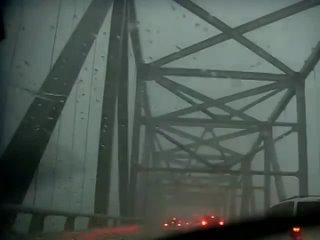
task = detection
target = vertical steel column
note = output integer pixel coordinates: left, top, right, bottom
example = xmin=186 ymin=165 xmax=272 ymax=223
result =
xmin=250 ymin=189 xmax=256 ymax=215
xmin=240 ymin=159 xmax=252 ymax=216
xmin=128 ymin=76 xmax=143 ymax=217
xmin=262 ymin=129 xmax=271 ymax=210
xmin=128 ymin=0 xmax=144 ymax=217
xmin=94 ymin=0 xmax=127 ymax=214
xmin=268 ymin=131 xmax=286 ymax=201
xmin=240 ymin=134 xmax=264 ymax=216
xmin=140 ymin=83 xmax=155 ymax=218
xmin=228 ymin=178 xmax=237 ymax=219
xmin=223 ymin=189 xmax=229 ymax=217
xmin=296 ymin=81 xmax=308 ymax=196
xmin=139 ymin=126 xmax=152 ymax=218
xmin=118 ymin=1 xmax=129 ymax=217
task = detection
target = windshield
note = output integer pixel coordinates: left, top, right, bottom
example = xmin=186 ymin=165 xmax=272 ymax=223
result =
xmin=0 ymin=0 xmax=320 ymax=239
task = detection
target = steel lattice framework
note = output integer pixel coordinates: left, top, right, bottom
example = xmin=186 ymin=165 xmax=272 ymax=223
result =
xmin=128 ymin=0 xmax=320 ymax=218
xmin=1 ymin=0 xmax=320 ymax=227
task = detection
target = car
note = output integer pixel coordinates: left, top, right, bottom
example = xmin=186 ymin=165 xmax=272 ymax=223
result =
xmin=159 ymin=212 xmax=320 ymax=240
xmin=266 ymin=195 xmax=320 ymax=240
xmin=162 ymin=217 xmax=184 ymax=232
xmin=194 ymin=215 xmax=225 ymax=228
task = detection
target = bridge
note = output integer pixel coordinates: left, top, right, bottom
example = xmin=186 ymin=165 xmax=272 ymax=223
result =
xmin=0 ymin=0 xmax=320 ymax=238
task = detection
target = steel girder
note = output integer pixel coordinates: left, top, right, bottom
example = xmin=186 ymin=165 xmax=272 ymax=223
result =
xmin=117 ymin=2 xmax=130 ymax=218
xmin=95 ymin=0 xmax=129 ymax=217
xmin=128 ymin=0 xmax=320 ymax=217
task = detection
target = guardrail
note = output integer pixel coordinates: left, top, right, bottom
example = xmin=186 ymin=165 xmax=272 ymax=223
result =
xmin=0 ymin=204 xmax=144 ymax=235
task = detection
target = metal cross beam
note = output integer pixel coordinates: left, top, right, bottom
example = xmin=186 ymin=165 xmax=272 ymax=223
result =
xmin=137 ymin=166 xmax=297 ymax=176
xmin=174 ymin=0 xmax=295 ymax=75
xmin=150 ymin=67 xmax=291 ymax=82
xmin=149 ymin=0 xmax=320 ymax=66
xmin=148 ymin=118 xmax=297 ymax=128
xmin=154 ymin=82 xmax=290 ymax=119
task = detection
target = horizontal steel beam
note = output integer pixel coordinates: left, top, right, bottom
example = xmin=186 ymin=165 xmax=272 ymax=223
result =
xmin=164 ymin=184 xmax=220 ymax=191
xmin=163 ymin=184 xmax=265 ymax=192
xmin=147 ymin=118 xmax=297 ymax=128
xmin=168 ymin=159 xmax=224 ymax=169
xmin=219 ymin=185 xmax=264 ymax=190
xmin=150 ymin=67 xmax=291 ymax=82
xmin=160 ymin=176 xmax=229 ymax=184
xmin=163 ymin=185 xmax=224 ymax=192
xmin=155 ymin=152 xmax=233 ymax=161
xmin=138 ymin=166 xmax=298 ymax=176
xmin=163 ymin=194 xmax=224 ymax=204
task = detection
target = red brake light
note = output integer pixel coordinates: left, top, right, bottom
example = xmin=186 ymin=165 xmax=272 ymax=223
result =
xmin=201 ymin=220 xmax=207 ymax=226
xmin=164 ymin=223 xmax=168 ymax=227
xmin=219 ymin=221 xmax=224 ymax=226
xmin=211 ymin=215 xmax=215 ymax=218
xmin=177 ymin=223 xmax=182 ymax=227
xmin=292 ymin=227 xmax=301 ymax=233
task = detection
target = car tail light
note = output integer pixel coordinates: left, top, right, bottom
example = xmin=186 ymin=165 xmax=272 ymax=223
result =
xmin=210 ymin=215 xmax=215 ymax=219
xmin=290 ymin=226 xmax=302 ymax=240
xmin=219 ymin=221 xmax=224 ymax=226
xmin=292 ymin=227 xmax=301 ymax=233
xmin=201 ymin=220 xmax=207 ymax=226
xmin=164 ymin=223 xmax=168 ymax=227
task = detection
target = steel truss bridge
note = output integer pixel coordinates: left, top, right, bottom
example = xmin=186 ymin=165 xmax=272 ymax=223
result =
xmin=0 ymin=0 xmax=320 ymax=237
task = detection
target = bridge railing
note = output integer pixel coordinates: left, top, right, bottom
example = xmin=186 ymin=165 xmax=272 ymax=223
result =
xmin=0 ymin=204 xmax=144 ymax=235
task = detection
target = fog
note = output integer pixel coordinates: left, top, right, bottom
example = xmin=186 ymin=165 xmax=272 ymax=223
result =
xmin=0 ymin=0 xmax=320 ymax=234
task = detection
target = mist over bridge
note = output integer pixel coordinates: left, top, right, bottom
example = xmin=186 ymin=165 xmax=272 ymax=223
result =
xmin=0 ymin=0 xmax=320 ymax=237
